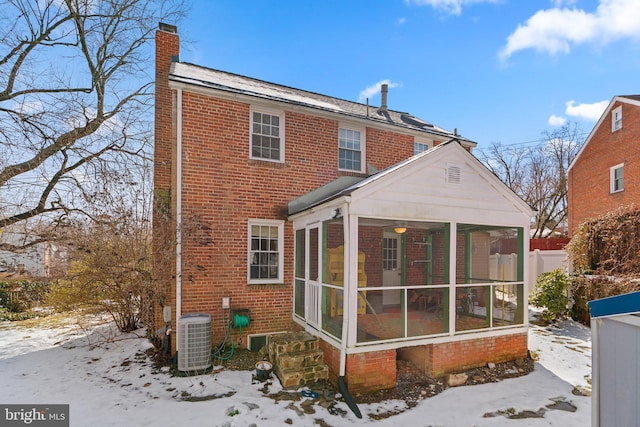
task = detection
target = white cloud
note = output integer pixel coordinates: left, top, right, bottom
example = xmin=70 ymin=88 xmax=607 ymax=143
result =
xmin=404 ymin=0 xmax=497 ymax=15
xmin=397 ymin=17 xmax=407 ymax=25
xmin=551 ymin=0 xmax=577 ymax=7
xmin=565 ymin=99 xmax=609 ymax=121
xmin=358 ymin=80 xmax=400 ymax=103
xmin=548 ymin=114 xmax=567 ymax=126
xmin=500 ymin=0 xmax=640 ymax=59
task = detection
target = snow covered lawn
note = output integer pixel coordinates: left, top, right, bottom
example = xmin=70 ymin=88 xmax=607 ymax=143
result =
xmin=0 ymin=311 xmax=591 ymax=426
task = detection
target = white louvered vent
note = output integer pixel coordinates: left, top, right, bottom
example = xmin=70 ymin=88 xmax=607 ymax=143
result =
xmin=178 ymin=314 xmax=212 ymax=372
xmin=446 ymin=164 xmax=461 ymax=184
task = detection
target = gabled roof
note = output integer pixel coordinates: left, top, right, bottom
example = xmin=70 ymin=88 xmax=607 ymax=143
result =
xmin=289 ymin=139 xmax=534 ymax=217
xmin=168 ymin=62 xmax=476 ymax=146
xmin=588 ymin=291 xmax=640 ymax=318
xmin=569 ymin=95 xmax=640 ymax=172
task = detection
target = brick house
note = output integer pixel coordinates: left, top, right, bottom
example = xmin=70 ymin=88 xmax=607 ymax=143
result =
xmin=154 ymin=23 xmax=533 ymax=394
xmin=568 ymin=95 xmax=640 ymax=236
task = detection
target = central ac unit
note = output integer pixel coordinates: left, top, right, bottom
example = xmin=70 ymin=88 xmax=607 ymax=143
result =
xmin=178 ymin=314 xmax=212 ymax=372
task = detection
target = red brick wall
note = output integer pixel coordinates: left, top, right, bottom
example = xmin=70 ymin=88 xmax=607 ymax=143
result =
xmin=345 ymin=350 xmax=397 ymax=394
xmin=319 ymin=340 xmax=341 ymax=385
xmin=568 ymin=100 xmax=640 ymax=235
xmin=428 ymin=333 xmax=528 ymax=376
xmin=358 ymin=226 xmax=382 ymax=286
xmin=366 ymin=127 xmax=414 ymax=170
xmin=398 ymin=332 xmax=528 ymax=378
xmin=319 ymin=340 xmax=396 ymax=394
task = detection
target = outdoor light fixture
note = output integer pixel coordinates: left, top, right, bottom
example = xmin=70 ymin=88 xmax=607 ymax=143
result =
xmin=394 ymin=224 xmax=407 ymax=234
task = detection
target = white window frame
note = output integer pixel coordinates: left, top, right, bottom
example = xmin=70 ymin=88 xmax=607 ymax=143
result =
xmin=413 ymin=138 xmax=431 ymax=155
xmin=247 ymin=219 xmax=284 ymax=284
xmin=610 ymin=163 xmax=624 ymax=193
xmin=612 ymin=106 xmax=622 ymax=132
xmin=338 ymin=124 xmax=365 ymax=173
xmin=250 ymin=106 xmax=285 ymax=163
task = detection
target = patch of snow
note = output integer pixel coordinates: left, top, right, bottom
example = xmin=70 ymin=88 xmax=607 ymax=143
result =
xmin=0 ymin=312 xmax=592 ymax=426
xmin=171 ymin=63 xmax=343 ymax=112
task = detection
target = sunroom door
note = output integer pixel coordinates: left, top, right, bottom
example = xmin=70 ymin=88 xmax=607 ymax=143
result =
xmin=382 ymin=231 xmax=402 ymax=306
xmin=306 ymin=226 xmax=321 ymax=329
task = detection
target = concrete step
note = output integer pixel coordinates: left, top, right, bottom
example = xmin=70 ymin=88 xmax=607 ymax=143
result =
xmin=276 ymin=364 xmax=329 ymax=389
xmin=275 ymin=348 xmax=325 ymax=370
xmin=268 ymin=331 xmax=319 ymax=357
xmin=267 ymin=331 xmax=330 ymax=389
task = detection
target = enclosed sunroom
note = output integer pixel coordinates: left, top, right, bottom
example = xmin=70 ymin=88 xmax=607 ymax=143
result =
xmin=289 ymin=140 xmax=534 ymax=392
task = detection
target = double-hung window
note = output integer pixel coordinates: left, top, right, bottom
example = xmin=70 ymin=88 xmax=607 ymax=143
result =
xmin=248 ymin=219 xmax=284 ymax=284
xmin=338 ymin=126 xmax=364 ymax=172
xmin=414 ymin=140 xmax=431 ymax=155
xmin=610 ymin=164 xmax=624 ymax=193
xmin=251 ymin=108 xmax=284 ymax=162
xmin=612 ymin=106 xmax=622 ymax=132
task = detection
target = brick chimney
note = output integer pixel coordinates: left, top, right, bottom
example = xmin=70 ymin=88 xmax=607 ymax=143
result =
xmin=154 ymin=22 xmax=179 ymax=193
xmin=153 ymin=23 xmax=180 ymax=347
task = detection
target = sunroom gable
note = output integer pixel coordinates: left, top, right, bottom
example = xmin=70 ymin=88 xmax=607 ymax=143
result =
xmin=349 ymin=141 xmax=534 ymax=223
xmin=290 ymin=140 xmax=533 ymax=223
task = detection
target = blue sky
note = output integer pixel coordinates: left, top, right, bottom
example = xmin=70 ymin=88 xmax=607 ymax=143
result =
xmin=178 ymin=0 xmax=640 ymax=148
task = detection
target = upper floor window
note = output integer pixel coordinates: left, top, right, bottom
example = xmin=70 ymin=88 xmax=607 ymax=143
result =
xmin=610 ymin=163 xmax=624 ymax=193
xmin=338 ymin=126 xmax=364 ymax=172
xmin=414 ymin=140 xmax=431 ymax=155
xmin=612 ymin=106 xmax=622 ymax=132
xmin=248 ymin=219 xmax=284 ymax=284
xmin=251 ymin=108 xmax=284 ymax=162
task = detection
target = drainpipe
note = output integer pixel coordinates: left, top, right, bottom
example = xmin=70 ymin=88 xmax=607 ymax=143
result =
xmin=175 ymin=88 xmax=183 ymax=348
xmin=338 ymin=206 xmax=362 ymax=418
xmin=339 ymin=204 xmax=350 ymax=376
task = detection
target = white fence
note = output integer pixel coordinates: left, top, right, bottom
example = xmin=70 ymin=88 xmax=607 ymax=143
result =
xmin=528 ymin=249 xmax=569 ymax=294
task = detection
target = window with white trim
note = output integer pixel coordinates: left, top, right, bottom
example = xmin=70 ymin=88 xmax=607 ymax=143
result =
xmin=414 ymin=140 xmax=431 ymax=155
xmin=251 ymin=108 xmax=284 ymax=162
xmin=612 ymin=106 xmax=622 ymax=132
xmin=248 ymin=219 xmax=284 ymax=283
xmin=338 ymin=126 xmax=364 ymax=172
xmin=610 ymin=164 xmax=624 ymax=193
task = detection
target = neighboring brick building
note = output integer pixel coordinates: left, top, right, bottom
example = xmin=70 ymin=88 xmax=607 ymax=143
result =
xmin=154 ymin=23 xmax=533 ymax=394
xmin=568 ymin=95 xmax=640 ymax=236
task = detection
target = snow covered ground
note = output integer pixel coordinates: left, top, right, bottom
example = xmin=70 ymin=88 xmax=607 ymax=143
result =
xmin=0 ymin=311 xmax=592 ymax=426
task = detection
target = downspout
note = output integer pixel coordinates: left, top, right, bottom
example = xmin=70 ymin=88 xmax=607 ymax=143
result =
xmin=338 ymin=206 xmax=362 ymax=419
xmin=175 ymin=88 xmax=183 ymax=349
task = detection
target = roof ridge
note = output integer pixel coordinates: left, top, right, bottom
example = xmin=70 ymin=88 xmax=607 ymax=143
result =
xmin=178 ymin=62 xmax=398 ymax=112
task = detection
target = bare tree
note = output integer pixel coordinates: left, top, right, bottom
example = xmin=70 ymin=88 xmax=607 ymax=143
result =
xmin=45 ymin=159 xmax=167 ymax=332
xmin=478 ymin=123 xmax=583 ymax=238
xmin=0 ymin=0 xmax=184 ymax=250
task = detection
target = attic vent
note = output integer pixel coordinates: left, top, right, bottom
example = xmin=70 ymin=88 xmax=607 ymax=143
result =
xmin=446 ymin=164 xmax=461 ymax=184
